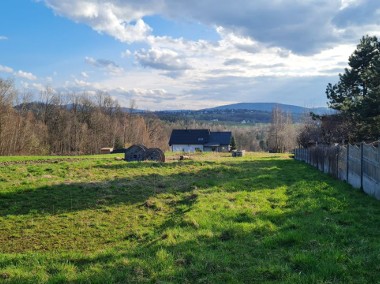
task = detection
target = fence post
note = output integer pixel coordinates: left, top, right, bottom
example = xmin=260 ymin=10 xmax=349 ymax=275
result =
xmin=360 ymin=142 xmax=364 ymax=190
xmin=346 ymin=144 xmax=350 ymax=182
xmin=336 ymin=146 xmax=339 ymax=178
xmin=321 ymin=147 xmax=324 ymax=172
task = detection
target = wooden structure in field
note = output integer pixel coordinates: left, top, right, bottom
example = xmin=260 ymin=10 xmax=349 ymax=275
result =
xmin=124 ymin=145 xmax=165 ymax=162
xmin=124 ymin=144 xmax=147 ymax=162
xmin=145 ymin=148 xmax=165 ymax=162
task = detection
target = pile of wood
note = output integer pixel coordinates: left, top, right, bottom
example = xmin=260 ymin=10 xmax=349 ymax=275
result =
xmin=124 ymin=144 xmax=165 ymax=162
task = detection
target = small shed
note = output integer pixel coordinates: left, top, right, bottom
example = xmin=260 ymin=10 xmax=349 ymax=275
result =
xmin=125 ymin=144 xmax=148 ymax=162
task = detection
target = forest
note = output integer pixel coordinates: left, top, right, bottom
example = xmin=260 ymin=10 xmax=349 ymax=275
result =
xmin=0 ymin=78 xmax=169 ymax=155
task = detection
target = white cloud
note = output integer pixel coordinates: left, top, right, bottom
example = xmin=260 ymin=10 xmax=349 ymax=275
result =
xmin=108 ymin=87 xmax=237 ymax=110
xmin=0 ymin=64 xmax=13 ymax=73
xmin=20 ymin=82 xmax=46 ymax=92
xmin=33 ymin=0 xmax=380 ymax=109
xmin=0 ymin=36 xmax=8 ymax=40
xmin=15 ymin=70 xmax=37 ymax=80
xmin=31 ymin=83 xmax=46 ymax=92
xmin=44 ymin=0 xmax=153 ymax=43
xmin=42 ymin=0 xmax=380 ymax=54
xmin=121 ymin=49 xmax=132 ymax=58
xmin=216 ymin=27 xmax=261 ymax=54
xmin=340 ymin=0 xmax=363 ymax=10
xmin=53 ymin=28 xmax=352 ymax=109
xmin=73 ymin=78 xmax=92 ymax=87
xmin=85 ymin=56 xmax=124 ymax=74
xmin=127 ymin=88 xmax=171 ymax=100
xmin=135 ymin=48 xmax=191 ymax=71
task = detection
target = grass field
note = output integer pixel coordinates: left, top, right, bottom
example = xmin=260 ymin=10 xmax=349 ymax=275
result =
xmin=0 ymin=152 xmax=379 ymax=283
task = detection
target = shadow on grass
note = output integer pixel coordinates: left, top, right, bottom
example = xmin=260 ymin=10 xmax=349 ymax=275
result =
xmin=27 ymin=183 xmax=380 ymax=283
xmin=66 ymin=190 xmax=380 ymax=282
xmin=0 ymin=159 xmax=298 ymax=216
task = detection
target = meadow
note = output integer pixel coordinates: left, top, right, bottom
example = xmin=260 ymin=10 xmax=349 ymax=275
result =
xmin=0 ymin=152 xmax=379 ymax=283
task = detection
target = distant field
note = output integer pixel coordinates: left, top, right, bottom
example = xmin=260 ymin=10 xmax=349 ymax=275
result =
xmin=0 ymin=152 xmax=379 ymax=283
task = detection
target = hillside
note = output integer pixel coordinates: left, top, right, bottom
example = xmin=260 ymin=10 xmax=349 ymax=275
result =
xmin=15 ymin=102 xmax=331 ymax=125
xmin=0 ymin=153 xmax=379 ymax=283
xmin=152 ymin=103 xmax=333 ymax=124
xmin=153 ymin=108 xmax=272 ymax=124
xmin=206 ymin=102 xmax=332 ymax=115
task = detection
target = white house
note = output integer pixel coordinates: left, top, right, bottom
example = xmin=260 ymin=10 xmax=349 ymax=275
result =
xmin=169 ymin=129 xmax=232 ymax=153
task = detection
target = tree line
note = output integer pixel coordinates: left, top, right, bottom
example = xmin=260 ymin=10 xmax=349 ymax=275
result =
xmin=0 ymin=78 xmax=276 ymax=155
xmin=0 ymin=79 xmax=171 ymax=155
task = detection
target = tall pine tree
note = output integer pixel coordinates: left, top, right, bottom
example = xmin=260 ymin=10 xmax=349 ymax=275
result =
xmin=326 ymin=35 xmax=380 ymax=141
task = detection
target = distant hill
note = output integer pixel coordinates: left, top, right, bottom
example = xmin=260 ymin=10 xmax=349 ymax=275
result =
xmin=150 ymin=102 xmax=335 ymax=125
xmin=14 ymin=101 xmax=333 ymax=125
xmin=205 ymin=102 xmax=333 ymax=115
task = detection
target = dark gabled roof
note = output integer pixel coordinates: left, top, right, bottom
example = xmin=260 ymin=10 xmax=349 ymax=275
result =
xmin=169 ymin=129 xmax=232 ymax=146
xmin=169 ymin=129 xmax=210 ymax=145
xmin=207 ymin=131 xmax=232 ymax=146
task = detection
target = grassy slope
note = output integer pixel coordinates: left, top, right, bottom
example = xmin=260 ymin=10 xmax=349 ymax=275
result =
xmin=0 ymin=153 xmax=379 ymax=283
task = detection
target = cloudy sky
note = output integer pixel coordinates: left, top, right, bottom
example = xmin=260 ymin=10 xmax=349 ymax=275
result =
xmin=1 ymin=0 xmax=379 ymax=110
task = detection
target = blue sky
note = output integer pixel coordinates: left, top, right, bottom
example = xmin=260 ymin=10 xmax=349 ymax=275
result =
xmin=1 ymin=0 xmax=379 ymax=110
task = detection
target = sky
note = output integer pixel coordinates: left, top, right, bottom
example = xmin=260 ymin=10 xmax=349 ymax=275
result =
xmin=1 ymin=0 xmax=380 ymax=110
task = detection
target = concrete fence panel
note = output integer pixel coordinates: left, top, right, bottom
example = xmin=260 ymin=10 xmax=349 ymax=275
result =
xmin=362 ymin=144 xmax=380 ymax=199
xmin=348 ymin=145 xmax=361 ymax=189
xmin=295 ymin=143 xmax=380 ymax=200
xmin=338 ymin=146 xmax=347 ymax=181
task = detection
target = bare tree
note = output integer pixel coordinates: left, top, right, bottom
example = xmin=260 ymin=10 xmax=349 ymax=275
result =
xmin=0 ymin=79 xmax=17 ymax=155
xmin=268 ymin=107 xmax=298 ymax=153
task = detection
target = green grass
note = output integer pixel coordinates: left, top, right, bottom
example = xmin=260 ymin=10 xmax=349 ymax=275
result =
xmin=0 ymin=152 xmax=379 ymax=283
xmin=0 ymin=154 xmax=119 ymax=163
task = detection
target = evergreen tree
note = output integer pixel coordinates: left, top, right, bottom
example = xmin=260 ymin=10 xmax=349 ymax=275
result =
xmin=326 ymin=35 xmax=380 ymax=140
xmin=230 ymin=136 xmax=237 ymax=151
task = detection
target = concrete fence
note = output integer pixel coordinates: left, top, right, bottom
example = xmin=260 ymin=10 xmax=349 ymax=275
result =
xmin=294 ymin=143 xmax=380 ymax=200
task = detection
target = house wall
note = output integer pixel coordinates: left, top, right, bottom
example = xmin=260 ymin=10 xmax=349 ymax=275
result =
xmin=204 ymin=145 xmax=230 ymax=152
xmin=219 ymin=145 xmax=230 ymax=152
xmin=172 ymin=144 xmax=204 ymax=152
xmin=172 ymin=144 xmax=230 ymax=152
